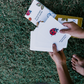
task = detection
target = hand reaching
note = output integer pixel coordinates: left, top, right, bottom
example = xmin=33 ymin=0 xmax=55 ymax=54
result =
xmin=60 ymin=22 xmax=84 ymax=38
xmin=49 ymin=44 xmax=66 ymax=66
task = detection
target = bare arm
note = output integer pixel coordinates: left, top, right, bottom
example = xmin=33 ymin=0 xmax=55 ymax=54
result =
xmin=60 ymin=22 xmax=84 ymax=39
xmin=56 ymin=63 xmax=73 ymax=84
xmin=79 ymin=31 xmax=84 ymax=38
xmin=49 ymin=44 xmax=73 ymax=84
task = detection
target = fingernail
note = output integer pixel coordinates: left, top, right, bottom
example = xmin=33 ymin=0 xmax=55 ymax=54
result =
xmin=53 ymin=43 xmax=56 ymax=47
xmin=62 ymin=24 xmax=65 ymax=26
xmin=60 ymin=30 xmax=64 ymax=33
xmin=60 ymin=30 xmax=62 ymax=32
xmin=53 ymin=44 xmax=55 ymax=46
xmin=73 ymin=55 xmax=75 ymax=57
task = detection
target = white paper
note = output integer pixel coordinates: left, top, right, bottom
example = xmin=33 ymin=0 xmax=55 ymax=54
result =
xmin=25 ymin=0 xmax=79 ymax=27
xmin=25 ymin=0 xmax=56 ymax=26
xmin=30 ymin=16 xmax=71 ymax=52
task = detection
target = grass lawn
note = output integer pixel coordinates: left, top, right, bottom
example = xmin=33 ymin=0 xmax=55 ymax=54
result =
xmin=0 ymin=0 xmax=84 ymax=84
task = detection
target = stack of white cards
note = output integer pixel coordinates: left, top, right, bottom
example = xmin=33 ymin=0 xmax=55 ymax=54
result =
xmin=24 ymin=0 xmax=75 ymax=52
xmin=30 ymin=16 xmax=71 ymax=52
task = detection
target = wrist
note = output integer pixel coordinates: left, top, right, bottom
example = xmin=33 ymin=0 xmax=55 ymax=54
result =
xmin=55 ymin=62 xmax=66 ymax=68
xmin=79 ymin=29 xmax=84 ymax=38
xmin=83 ymin=67 xmax=84 ymax=76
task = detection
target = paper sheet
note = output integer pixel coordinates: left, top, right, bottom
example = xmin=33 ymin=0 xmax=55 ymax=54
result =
xmin=25 ymin=0 xmax=56 ymax=26
xmin=30 ymin=16 xmax=71 ymax=52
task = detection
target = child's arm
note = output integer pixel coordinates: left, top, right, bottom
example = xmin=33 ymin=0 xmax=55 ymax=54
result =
xmin=60 ymin=22 xmax=84 ymax=39
xmin=56 ymin=63 xmax=74 ymax=84
xmin=49 ymin=44 xmax=74 ymax=84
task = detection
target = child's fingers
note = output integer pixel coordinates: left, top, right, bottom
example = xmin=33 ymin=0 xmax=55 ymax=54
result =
xmin=62 ymin=22 xmax=73 ymax=28
xmin=60 ymin=29 xmax=71 ymax=34
xmin=49 ymin=52 xmax=53 ymax=57
xmin=53 ymin=44 xmax=58 ymax=54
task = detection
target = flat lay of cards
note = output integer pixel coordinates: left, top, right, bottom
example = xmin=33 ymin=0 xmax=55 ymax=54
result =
xmin=25 ymin=0 xmax=82 ymax=26
xmin=25 ymin=0 xmax=83 ymax=52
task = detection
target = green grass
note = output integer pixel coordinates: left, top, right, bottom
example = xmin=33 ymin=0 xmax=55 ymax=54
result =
xmin=0 ymin=0 xmax=84 ymax=84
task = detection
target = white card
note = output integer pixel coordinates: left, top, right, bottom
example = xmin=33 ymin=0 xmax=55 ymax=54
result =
xmin=30 ymin=30 xmax=69 ymax=52
xmin=25 ymin=0 xmax=56 ymax=26
xmin=34 ymin=22 xmax=45 ymax=32
xmin=30 ymin=16 xmax=71 ymax=52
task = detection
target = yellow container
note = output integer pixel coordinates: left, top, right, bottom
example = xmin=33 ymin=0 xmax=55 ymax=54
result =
xmin=55 ymin=14 xmax=83 ymax=27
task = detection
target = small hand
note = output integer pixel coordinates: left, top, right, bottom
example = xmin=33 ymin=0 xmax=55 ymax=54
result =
xmin=49 ymin=44 xmax=66 ymax=65
xmin=60 ymin=22 xmax=84 ymax=38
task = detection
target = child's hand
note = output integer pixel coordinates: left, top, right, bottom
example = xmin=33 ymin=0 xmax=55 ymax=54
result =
xmin=60 ymin=22 xmax=84 ymax=38
xmin=49 ymin=44 xmax=66 ymax=66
